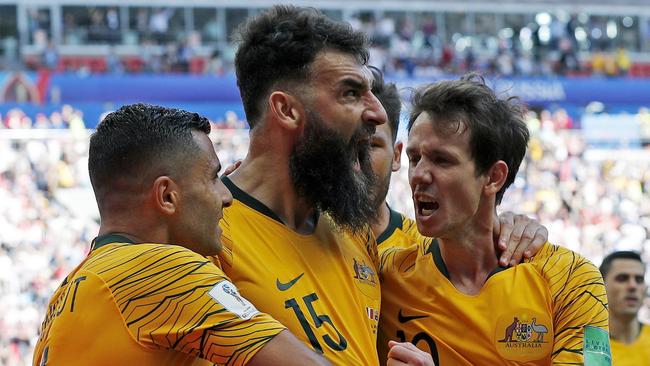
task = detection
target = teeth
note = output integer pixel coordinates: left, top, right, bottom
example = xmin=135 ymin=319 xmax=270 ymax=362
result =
xmin=421 ymin=208 xmax=435 ymax=215
xmin=418 ymin=200 xmax=439 ymax=216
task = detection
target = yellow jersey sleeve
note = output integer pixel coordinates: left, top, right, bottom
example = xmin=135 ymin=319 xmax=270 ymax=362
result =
xmin=34 ymin=244 xmax=285 ymax=365
xmin=530 ymin=244 xmax=610 ymax=365
xmin=85 ymin=244 xmax=284 ymax=365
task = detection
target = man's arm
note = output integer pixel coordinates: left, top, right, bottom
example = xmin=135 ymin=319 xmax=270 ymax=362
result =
xmin=538 ymin=245 xmax=611 ymax=365
xmin=494 ymin=211 xmax=548 ymax=266
xmin=247 ymin=330 xmax=330 ymax=366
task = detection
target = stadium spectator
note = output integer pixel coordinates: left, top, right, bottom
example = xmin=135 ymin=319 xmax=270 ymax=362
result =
xmin=600 ymin=251 xmax=650 ymax=366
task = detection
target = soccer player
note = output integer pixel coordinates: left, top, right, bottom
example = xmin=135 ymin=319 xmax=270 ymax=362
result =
xmin=378 ymin=74 xmax=611 ymax=365
xmin=32 ymin=104 xmax=328 ymax=366
xmin=600 ymin=251 xmax=650 ymax=366
xmin=368 ymin=67 xmax=548 ymax=266
xmin=217 ymin=6 xmax=386 ymax=365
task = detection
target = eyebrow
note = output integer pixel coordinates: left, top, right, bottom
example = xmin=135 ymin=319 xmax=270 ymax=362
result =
xmin=339 ymin=77 xmax=369 ymax=91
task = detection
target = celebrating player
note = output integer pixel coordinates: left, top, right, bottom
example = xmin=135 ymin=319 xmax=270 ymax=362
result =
xmin=378 ymin=74 xmax=611 ymax=365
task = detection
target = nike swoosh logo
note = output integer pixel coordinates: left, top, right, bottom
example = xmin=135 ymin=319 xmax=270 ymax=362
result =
xmin=398 ymin=309 xmax=428 ymax=323
xmin=276 ymin=273 xmax=305 ymax=291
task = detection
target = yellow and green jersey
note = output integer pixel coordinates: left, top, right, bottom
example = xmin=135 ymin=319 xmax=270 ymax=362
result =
xmin=33 ymin=234 xmax=285 ymax=366
xmin=213 ymin=177 xmax=381 ymax=366
xmin=376 ymin=206 xmax=430 ymax=253
xmin=379 ymin=239 xmax=611 ymax=365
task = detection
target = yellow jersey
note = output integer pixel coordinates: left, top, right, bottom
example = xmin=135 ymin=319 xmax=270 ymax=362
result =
xmin=379 ymin=240 xmax=611 ymax=365
xmin=214 ymin=177 xmax=381 ymax=366
xmin=610 ymin=323 xmax=650 ymax=366
xmin=376 ymin=206 xmax=430 ymax=252
xmin=33 ymin=234 xmax=285 ymax=366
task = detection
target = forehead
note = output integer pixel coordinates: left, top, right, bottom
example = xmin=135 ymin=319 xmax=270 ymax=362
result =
xmin=608 ymin=258 xmax=646 ymax=276
xmin=193 ymin=131 xmax=220 ymax=168
xmin=310 ymin=50 xmax=373 ymax=86
xmin=408 ymin=112 xmax=467 ymax=147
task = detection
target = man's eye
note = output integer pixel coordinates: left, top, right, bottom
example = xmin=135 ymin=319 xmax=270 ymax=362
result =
xmin=344 ymin=90 xmax=359 ymax=98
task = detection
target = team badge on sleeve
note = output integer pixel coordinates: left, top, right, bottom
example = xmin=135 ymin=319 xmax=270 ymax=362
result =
xmin=208 ymin=280 xmax=260 ymax=320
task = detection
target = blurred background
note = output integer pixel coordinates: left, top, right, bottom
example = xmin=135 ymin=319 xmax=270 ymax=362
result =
xmin=1 ymin=0 xmax=649 ymax=364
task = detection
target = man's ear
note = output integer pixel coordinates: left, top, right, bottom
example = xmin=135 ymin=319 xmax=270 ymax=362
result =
xmin=152 ymin=176 xmax=179 ymax=216
xmin=484 ymin=161 xmax=508 ymax=196
xmin=392 ymin=140 xmax=403 ymax=172
xmin=268 ymin=91 xmax=304 ymax=131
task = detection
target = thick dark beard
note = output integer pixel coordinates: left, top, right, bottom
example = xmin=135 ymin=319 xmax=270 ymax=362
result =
xmin=290 ymin=111 xmax=378 ymax=234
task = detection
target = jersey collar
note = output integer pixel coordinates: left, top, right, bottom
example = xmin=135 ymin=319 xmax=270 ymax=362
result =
xmin=376 ymin=204 xmax=404 ymax=245
xmin=427 ymin=240 xmax=509 ymax=280
xmin=91 ymin=234 xmax=135 ymax=251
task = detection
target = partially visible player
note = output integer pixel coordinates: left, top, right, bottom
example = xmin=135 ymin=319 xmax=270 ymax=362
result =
xmin=368 ymin=67 xmax=548 ymax=266
xmin=379 ymin=74 xmax=611 ymax=365
xmin=600 ymin=251 xmax=650 ymax=366
xmin=32 ymin=104 xmax=328 ymax=366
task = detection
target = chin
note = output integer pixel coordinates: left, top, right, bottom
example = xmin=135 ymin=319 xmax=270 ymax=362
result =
xmin=416 ymin=223 xmax=439 ymax=238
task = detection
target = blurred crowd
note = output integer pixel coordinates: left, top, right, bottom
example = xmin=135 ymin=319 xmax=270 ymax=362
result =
xmin=1 ymin=106 xmax=649 ymax=365
xmin=6 ymin=7 xmax=642 ymax=77
xmin=0 ymin=130 xmax=95 ymax=365
xmin=1 ymin=105 xmax=86 ymax=130
xmin=352 ymin=13 xmax=636 ymax=78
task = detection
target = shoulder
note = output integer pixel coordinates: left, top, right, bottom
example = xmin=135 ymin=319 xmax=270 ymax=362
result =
xmin=88 ymin=243 xmax=225 ymax=285
xmin=379 ymin=239 xmax=429 ymax=275
xmin=526 ymin=243 xmax=606 ymax=307
xmin=526 ymin=242 xmax=599 ymax=276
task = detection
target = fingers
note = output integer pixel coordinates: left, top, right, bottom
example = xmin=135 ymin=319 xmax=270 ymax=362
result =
xmin=387 ymin=341 xmax=435 ymax=366
xmin=496 ymin=213 xmax=549 ymax=267
xmin=223 ymin=160 xmax=242 ymax=176
xmin=506 ymin=214 xmax=529 ymax=266
xmin=495 ymin=212 xmax=515 ymax=266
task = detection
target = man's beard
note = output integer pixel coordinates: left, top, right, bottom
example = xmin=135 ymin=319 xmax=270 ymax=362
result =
xmin=290 ymin=110 xmax=378 ymax=234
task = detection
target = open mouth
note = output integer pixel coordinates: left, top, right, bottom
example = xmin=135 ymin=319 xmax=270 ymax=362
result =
xmin=417 ymin=198 xmax=439 ymax=216
xmin=352 ymin=135 xmax=371 ymax=172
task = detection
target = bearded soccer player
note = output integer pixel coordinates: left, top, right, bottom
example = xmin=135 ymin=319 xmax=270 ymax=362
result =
xmin=378 ymin=75 xmax=611 ymax=365
xmin=33 ymin=104 xmax=327 ymax=366
xmin=601 ymin=251 xmax=650 ymax=366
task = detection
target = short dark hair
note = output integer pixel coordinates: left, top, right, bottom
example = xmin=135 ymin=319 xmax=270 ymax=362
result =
xmin=88 ymin=103 xmax=211 ymax=197
xmin=599 ymin=251 xmax=644 ymax=279
xmin=234 ymin=5 xmax=369 ymax=127
xmin=370 ymin=66 xmax=401 ymax=143
xmin=407 ymin=73 xmax=529 ymax=204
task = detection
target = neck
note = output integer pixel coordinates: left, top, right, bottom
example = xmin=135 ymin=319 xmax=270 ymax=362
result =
xmin=438 ymin=202 xmax=499 ymax=295
xmin=229 ymin=136 xmax=317 ymax=234
xmin=371 ymin=202 xmax=391 ymax=239
xmin=609 ymin=313 xmax=641 ymax=344
xmin=97 ymin=218 xmax=159 ymax=246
